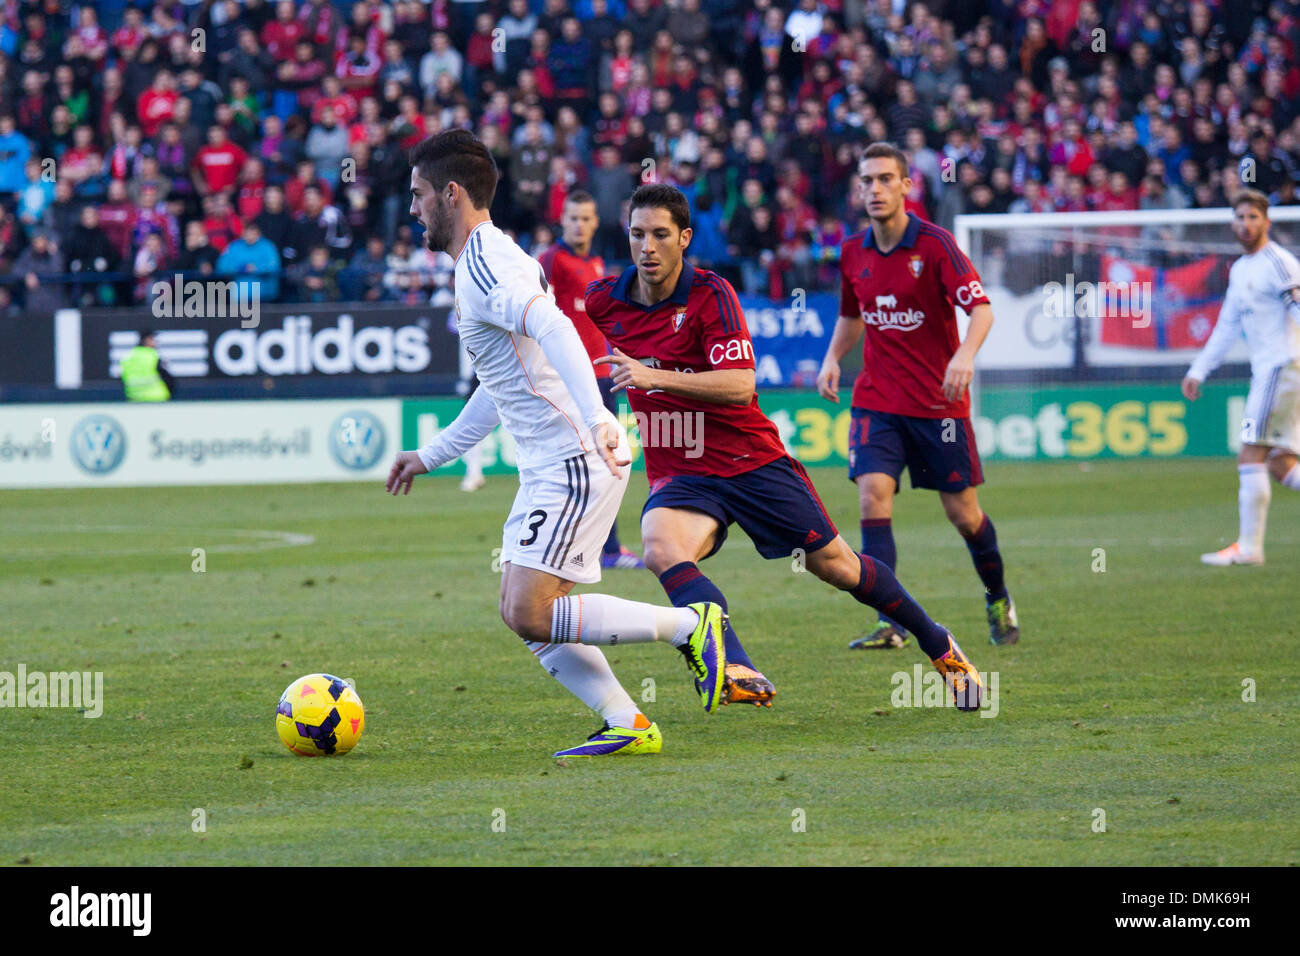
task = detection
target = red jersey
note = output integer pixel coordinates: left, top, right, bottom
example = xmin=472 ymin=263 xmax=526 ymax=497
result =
xmin=585 ymin=264 xmax=787 ymax=482
xmin=202 ymin=212 xmax=244 ymax=253
xmin=237 ymin=180 xmax=266 ymax=221
xmin=137 ymin=89 xmax=177 ymax=137
xmin=262 ymin=19 xmax=306 ymax=61
xmin=193 ymin=142 xmax=248 ymax=194
xmin=538 ymin=240 xmax=611 ymax=377
xmin=312 ymin=93 xmax=359 ymax=126
xmin=839 ymin=213 xmax=988 ymax=419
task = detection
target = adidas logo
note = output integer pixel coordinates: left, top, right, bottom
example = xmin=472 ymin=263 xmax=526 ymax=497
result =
xmin=611 ymin=321 xmax=625 ymax=336
xmin=569 ymin=554 xmax=584 ymax=567
xmin=804 ymin=530 xmax=821 ymax=545
xmin=947 ymin=471 xmax=961 ymax=483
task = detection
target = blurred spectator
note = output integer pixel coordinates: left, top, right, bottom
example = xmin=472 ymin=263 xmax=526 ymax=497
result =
xmin=176 ymin=219 xmax=221 ymax=278
xmin=193 ymin=124 xmax=248 ymax=200
xmin=420 ymin=32 xmax=463 ymax=100
xmin=200 ymin=193 xmax=243 ymax=253
xmin=65 ymin=204 xmax=120 ymax=306
xmin=218 ymin=219 xmax=282 ymax=301
xmin=511 ymin=120 xmax=552 ymax=234
xmin=137 ymin=70 xmax=178 ymax=138
xmin=16 ymin=156 xmax=53 ymax=228
xmin=0 ymin=114 xmax=33 ymax=194
xmin=286 ymin=184 xmax=351 ymax=266
xmin=306 ymin=105 xmax=350 ymax=186
xmin=129 ymin=155 xmax=171 ymax=208
xmin=16 ymin=229 xmax=67 ymax=315
xmin=286 ymin=243 xmax=339 ymax=302
xmin=346 ymin=234 xmax=391 ymax=302
xmin=255 ymin=183 xmax=294 ymax=258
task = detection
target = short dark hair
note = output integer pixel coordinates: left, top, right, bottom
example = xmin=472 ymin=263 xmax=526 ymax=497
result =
xmin=565 ymin=189 xmax=595 ymax=207
xmin=1232 ymin=188 xmax=1270 ymax=217
xmin=860 ymin=141 xmax=910 ymax=179
xmin=409 ymin=129 xmax=499 ymax=210
xmin=628 ymin=183 xmax=690 ymax=232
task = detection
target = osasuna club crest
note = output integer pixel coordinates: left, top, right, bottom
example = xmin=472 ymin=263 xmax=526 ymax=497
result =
xmin=909 ymin=256 xmax=924 ymax=278
xmin=672 ymin=310 xmax=687 ymax=332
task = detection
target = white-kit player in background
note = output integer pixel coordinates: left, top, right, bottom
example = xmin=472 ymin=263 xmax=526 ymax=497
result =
xmin=384 ymin=130 xmax=728 ymax=757
xmin=1182 ymin=188 xmax=1300 ymax=565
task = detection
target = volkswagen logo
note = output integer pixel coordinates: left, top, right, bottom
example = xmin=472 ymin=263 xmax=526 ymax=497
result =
xmin=70 ymin=415 xmax=128 ymax=475
xmin=329 ymin=411 xmax=386 ymax=470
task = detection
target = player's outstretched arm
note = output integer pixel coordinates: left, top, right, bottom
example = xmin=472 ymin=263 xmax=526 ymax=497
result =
xmin=387 ymin=386 xmax=500 ymax=495
xmin=818 ymin=315 xmax=865 ymax=403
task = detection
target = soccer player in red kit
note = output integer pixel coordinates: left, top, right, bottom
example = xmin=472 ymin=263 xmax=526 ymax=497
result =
xmin=587 ymin=183 xmax=985 ymax=710
xmin=538 ymin=191 xmax=645 ymax=569
xmin=818 ymin=143 xmax=1019 ymax=648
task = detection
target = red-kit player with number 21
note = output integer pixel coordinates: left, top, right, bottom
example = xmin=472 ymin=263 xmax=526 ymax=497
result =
xmin=819 ymin=142 xmax=1019 ymax=649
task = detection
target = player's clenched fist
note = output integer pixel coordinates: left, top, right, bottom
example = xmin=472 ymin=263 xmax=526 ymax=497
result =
xmin=386 ymin=450 xmax=428 ymax=495
xmin=1180 ymin=376 xmax=1202 ymax=401
xmin=817 ymin=360 xmax=841 ymax=403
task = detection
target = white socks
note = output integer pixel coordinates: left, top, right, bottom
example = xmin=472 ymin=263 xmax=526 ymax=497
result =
xmin=1283 ymin=462 xmax=1300 ymax=491
xmin=527 ymin=641 xmax=640 ymax=729
xmin=1238 ymin=463 xmax=1271 ymax=556
xmin=518 ymin=596 xmax=701 ymax=732
xmin=550 ymin=594 xmax=698 ymax=646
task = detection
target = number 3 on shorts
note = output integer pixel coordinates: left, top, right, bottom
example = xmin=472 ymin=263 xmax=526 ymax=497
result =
xmin=520 ymin=509 xmax=547 ymax=546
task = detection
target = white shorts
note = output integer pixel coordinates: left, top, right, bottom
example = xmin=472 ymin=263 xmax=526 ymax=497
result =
xmin=1242 ymin=361 xmax=1300 ymax=454
xmin=498 ymin=435 xmax=631 ymax=584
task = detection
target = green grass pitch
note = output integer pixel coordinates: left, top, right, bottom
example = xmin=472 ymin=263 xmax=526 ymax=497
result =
xmin=2 ymin=459 xmax=1297 ymax=866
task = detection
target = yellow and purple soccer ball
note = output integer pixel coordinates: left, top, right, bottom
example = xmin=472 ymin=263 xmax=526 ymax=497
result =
xmin=275 ymin=673 xmax=365 ymax=756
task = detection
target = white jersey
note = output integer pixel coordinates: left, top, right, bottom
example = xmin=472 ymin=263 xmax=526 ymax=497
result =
xmin=452 ymin=221 xmax=593 ymax=469
xmin=1189 ymin=239 xmax=1300 ymax=381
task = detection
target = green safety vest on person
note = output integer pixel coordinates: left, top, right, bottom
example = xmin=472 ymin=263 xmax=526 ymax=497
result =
xmin=121 ymin=346 xmax=171 ymax=402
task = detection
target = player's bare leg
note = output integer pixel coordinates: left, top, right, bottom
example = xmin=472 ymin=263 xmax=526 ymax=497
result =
xmin=805 ymin=535 xmax=982 ymax=711
xmin=1267 ymin=447 xmax=1300 ymax=485
xmin=642 ymin=506 xmax=774 ymax=707
xmin=940 ymin=486 xmax=1018 ymax=645
xmin=500 ymin=561 xmax=727 ymax=722
xmin=850 ymin=472 xmax=909 ymax=649
xmin=1203 ymin=442 xmax=1282 ymax=565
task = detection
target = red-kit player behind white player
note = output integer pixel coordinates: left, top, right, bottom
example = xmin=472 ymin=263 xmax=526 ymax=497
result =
xmin=586 ymin=183 xmax=985 ymax=711
xmin=537 ymin=191 xmax=645 ymax=569
xmin=818 ymin=142 xmax=1020 ymax=648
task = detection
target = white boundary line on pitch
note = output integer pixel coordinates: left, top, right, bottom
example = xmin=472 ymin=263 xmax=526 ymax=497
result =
xmin=0 ymin=526 xmax=316 ymax=560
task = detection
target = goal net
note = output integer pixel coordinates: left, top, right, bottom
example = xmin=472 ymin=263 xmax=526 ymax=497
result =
xmin=954 ymin=207 xmax=1300 ymax=463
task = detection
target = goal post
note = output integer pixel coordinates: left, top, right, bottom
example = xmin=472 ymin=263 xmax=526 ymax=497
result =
xmin=953 ymin=207 xmax=1300 ymax=464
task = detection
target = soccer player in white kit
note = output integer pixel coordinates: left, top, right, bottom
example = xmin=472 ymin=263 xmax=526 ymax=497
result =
xmin=1182 ymin=189 xmax=1300 ymax=565
xmin=384 ymin=130 xmax=727 ymax=756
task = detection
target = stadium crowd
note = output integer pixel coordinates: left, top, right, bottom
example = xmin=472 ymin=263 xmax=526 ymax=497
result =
xmin=0 ymin=0 xmax=1298 ymax=314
